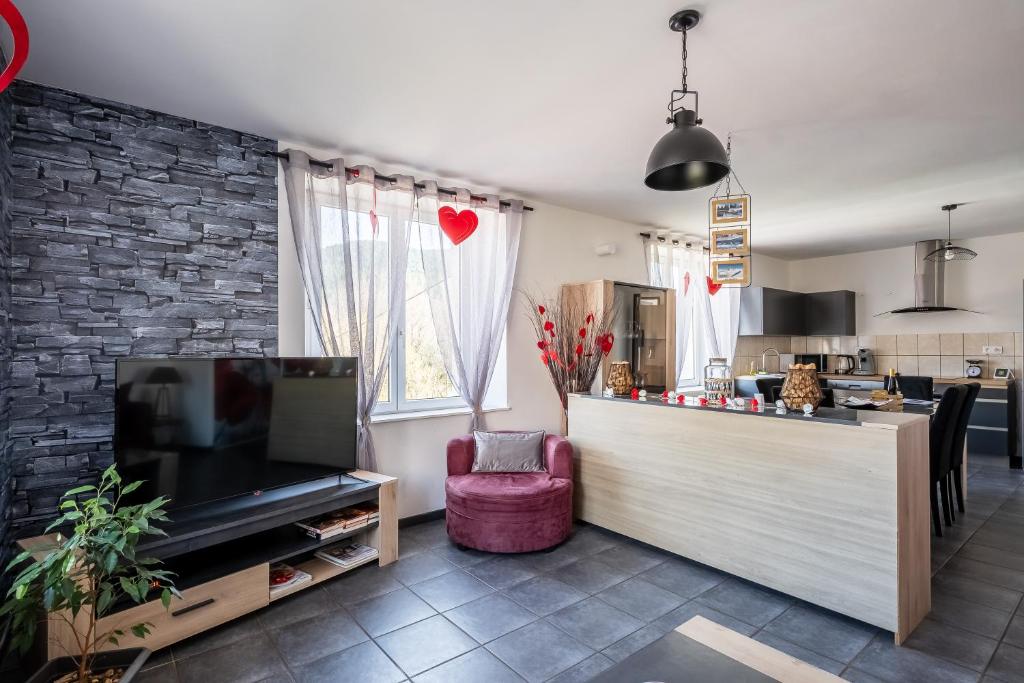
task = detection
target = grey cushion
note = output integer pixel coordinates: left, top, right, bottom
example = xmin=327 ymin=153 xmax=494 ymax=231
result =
xmin=472 ymin=431 xmax=545 ymax=473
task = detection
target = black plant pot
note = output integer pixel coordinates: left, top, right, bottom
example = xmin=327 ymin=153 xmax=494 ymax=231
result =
xmin=26 ymin=648 xmax=150 ymax=683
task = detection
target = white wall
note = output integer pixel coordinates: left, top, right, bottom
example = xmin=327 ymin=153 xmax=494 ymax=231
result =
xmin=751 ymin=253 xmax=791 ymax=290
xmin=277 ymin=143 xmax=648 ymax=517
xmin=789 ymin=232 xmax=1024 ymax=335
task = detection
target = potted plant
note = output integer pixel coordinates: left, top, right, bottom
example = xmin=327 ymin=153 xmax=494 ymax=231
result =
xmin=1 ymin=465 xmax=178 ymax=683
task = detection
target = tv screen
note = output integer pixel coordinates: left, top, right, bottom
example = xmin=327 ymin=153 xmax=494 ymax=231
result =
xmin=115 ymin=357 xmax=358 ymax=512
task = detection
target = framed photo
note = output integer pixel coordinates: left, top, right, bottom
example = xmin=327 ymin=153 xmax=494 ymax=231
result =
xmin=710 ymin=195 xmax=750 ymax=226
xmin=710 ymin=258 xmax=750 ymax=287
xmin=710 ymin=227 xmax=750 ymax=257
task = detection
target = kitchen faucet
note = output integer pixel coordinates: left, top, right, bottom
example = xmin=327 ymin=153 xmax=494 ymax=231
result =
xmin=761 ymin=347 xmax=781 ymax=373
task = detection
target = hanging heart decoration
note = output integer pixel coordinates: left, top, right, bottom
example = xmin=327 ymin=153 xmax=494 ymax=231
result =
xmin=438 ymin=206 xmax=479 ymax=245
xmin=706 ymin=276 xmax=722 ymax=296
xmin=0 ymin=0 xmax=29 ymax=94
xmin=683 ymin=271 xmax=691 ymax=296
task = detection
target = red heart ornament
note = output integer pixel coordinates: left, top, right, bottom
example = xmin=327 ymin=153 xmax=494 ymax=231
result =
xmin=438 ymin=206 xmax=479 ymax=245
xmin=706 ymin=276 xmax=722 ymax=296
xmin=0 ymin=0 xmax=29 ymax=94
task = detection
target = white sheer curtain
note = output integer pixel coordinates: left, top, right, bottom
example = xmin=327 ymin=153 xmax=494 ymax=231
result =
xmin=281 ymin=150 xmax=415 ymax=471
xmin=644 ymin=236 xmax=741 ymax=389
xmin=415 ymin=182 xmax=523 ymax=430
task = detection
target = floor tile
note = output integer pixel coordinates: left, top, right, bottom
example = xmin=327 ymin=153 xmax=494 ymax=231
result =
xmin=293 ymin=640 xmax=405 ymax=683
xmin=141 ymin=648 xmax=173 ymax=671
xmin=929 ymin=591 xmax=1014 ymax=640
xmin=596 ymin=576 xmax=684 ymax=622
xmin=504 ymin=575 xmax=587 ymax=616
xmin=134 ymin=663 xmax=178 ymax=683
xmin=444 ymin=593 xmax=537 ymax=643
xmin=602 ymin=621 xmax=676 ymax=662
xmin=638 ymin=557 xmax=726 ymax=600
xmin=519 ymin=543 xmax=587 ymax=573
xmin=347 ymin=587 xmax=437 ymax=637
xmin=268 ymin=609 xmax=369 ymax=668
xmin=546 ymin=652 xmax=615 ymax=683
xmin=256 ymin=585 xmax=334 ymax=629
xmin=761 ymin=603 xmax=877 ymax=663
xmin=486 ymin=621 xmax=594 ymax=683
xmin=986 ymin=641 xmax=1024 ymax=682
xmin=465 ymin=555 xmax=538 ymax=589
xmin=1005 ymin=614 xmax=1024 ymax=649
xmin=391 ymin=551 xmax=457 ymax=586
xmin=943 ymin=556 xmax=1024 ymax=592
xmin=408 ymin=568 xmax=493 ymax=612
xmin=932 ymin=571 xmax=1023 ymax=613
xmin=662 ymin=598 xmax=759 ymax=631
xmin=753 ymin=631 xmax=846 ymax=674
xmin=556 ymin=557 xmax=630 ymax=594
xmin=176 ymin=632 xmax=289 ymax=683
xmin=959 ymin=543 xmax=1024 ymax=573
xmin=841 ymin=668 xmax=888 ymax=682
xmin=431 ymin=542 xmax=492 ymax=568
xmin=695 ymin=577 xmax=793 ymax=627
xmin=547 ymin=596 xmax=644 ymax=650
xmin=561 ymin=527 xmax=621 ymax=556
xmin=903 ymin=618 xmax=998 ymax=672
xmin=324 ymin=563 xmax=403 ymax=605
xmin=593 ymin=543 xmax=667 ymax=576
xmin=376 ymin=614 xmax=478 ymax=676
xmin=172 ymin=611 xmax=263 ymax=661
xmin=402 ymin=519 xmax=450 ymax=549
xmin=850 ymin=634 xmax=980 ymax=683
xmin=412 ymin=647 xmax=524 ymax=683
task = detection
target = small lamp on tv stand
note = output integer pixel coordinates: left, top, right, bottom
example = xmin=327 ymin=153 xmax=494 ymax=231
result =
xmin=145 ymin=366 xmax=183 ymax=421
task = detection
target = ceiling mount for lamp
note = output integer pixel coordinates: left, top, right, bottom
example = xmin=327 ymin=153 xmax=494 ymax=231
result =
xmin=925 ymin=203 xmax=977 ymax=262
xmin=644 ymin=8 xmax=730 ymax=192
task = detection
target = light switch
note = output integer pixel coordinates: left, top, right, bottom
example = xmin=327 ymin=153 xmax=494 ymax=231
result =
xmin=982 ymin=345 xmax=1003 ymax=355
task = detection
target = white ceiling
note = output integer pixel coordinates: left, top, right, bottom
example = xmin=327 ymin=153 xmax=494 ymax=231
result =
xmin=7 ymin=0 xmax=1024 ymax=258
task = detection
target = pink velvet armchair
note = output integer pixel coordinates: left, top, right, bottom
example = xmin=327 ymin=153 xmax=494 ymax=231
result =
xmin=445 ymin=433 xmax=573 ymax=553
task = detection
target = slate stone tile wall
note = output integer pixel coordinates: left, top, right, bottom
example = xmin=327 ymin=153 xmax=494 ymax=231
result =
xmin=6 ymin=81 xmax=278 ymax=537
xmin=0 ymin=87 xmax=14 ymax=566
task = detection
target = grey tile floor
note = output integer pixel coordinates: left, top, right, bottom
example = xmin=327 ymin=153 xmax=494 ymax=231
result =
xmin=137 ymin=453 xmax=1024 ymax=683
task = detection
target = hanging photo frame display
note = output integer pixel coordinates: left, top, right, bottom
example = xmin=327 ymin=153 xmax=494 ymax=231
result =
xmin=709 ymin=195 xmax=750 ymax=226
xmin=707 ymin=192 xmax=752 ymax=288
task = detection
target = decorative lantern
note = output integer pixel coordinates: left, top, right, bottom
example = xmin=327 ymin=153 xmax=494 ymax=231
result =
xmin=780 ymin=364 xmax=824 ymax=411
xmin=608 ymin=361 xmax=634 ymax=396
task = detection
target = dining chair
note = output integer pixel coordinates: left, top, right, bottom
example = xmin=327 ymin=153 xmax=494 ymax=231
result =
xmin=929 ymin=385 xmax=967 ymax=535
xmin=947 ymin=382 xmax=981 ymax=514
xmin=884 ymin=374 xmax=934 ymax=401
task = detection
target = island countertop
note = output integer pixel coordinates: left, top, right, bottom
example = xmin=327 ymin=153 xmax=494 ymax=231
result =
xmin=573 ymin=393 xmax=930 ymax=430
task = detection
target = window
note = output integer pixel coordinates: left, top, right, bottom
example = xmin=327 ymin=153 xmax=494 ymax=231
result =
xmin=305 ymin=205 xmax=507 ymax=416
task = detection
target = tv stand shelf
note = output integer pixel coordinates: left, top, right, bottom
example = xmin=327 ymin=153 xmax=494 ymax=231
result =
xmin=18 ymin=469 xmax=398 ymax=661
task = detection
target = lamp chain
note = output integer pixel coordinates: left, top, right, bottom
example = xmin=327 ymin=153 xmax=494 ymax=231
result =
xmin=724 ymin=134 xmax=732 ymax=196
xmin=680 ymin=26 xmax=688 ymax=92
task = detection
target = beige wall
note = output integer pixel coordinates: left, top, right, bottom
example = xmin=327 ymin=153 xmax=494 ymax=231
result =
xmin=277 ymin=143 xmax=648 ymax=517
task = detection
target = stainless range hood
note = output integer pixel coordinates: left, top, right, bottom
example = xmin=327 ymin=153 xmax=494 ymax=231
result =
xmin=882 ymin=240 xmax=967 ymax=314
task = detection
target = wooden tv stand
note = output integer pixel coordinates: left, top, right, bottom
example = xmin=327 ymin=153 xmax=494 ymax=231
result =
xmin=18 ymin=470 xmax=397 ymax=661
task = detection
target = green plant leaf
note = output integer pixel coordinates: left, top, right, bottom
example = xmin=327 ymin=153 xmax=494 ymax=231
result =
xmin=63 ymin=485 xmax=96 ymax=497
xmin=160 ymin=588 xmax=172 ymax=609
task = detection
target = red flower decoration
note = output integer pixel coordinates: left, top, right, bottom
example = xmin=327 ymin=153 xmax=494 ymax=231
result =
xmin=543 ymin=320 xmax=554 ymax=331
xmin=575 ymin=343 xmax=583 ymax=356
xmin=630 ymin=388 xmax=640 ymax=400
xmin=536 ymin=340 xmax=547 ymax=350
xmin=549 ymin=329 xmax=556 ymax=338
xmin=586 ymin=313 xmax=594 ymax=324
xmin=538 ymin=305 xmax=546 ymax=315
xmin=578 ymin=327 xmax=587 ymax=339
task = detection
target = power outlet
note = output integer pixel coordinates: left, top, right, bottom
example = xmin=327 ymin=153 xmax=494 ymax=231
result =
xmin=982 ymin=345 xmax=1003 ymax=355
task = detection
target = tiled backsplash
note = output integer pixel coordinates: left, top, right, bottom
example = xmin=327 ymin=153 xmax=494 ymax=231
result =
xmin=736 ymin=332 xmax=1023 ymax=379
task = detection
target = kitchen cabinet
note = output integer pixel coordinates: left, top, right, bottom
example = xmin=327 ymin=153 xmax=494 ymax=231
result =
xmin=805 ymin=290 xmax=856 ymax=336
xmin=739 ymin=287 xmax=856 ymax=336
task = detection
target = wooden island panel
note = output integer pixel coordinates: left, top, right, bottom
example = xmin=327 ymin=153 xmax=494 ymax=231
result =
xmin=568 ymin=395 xmax=930 ymax=643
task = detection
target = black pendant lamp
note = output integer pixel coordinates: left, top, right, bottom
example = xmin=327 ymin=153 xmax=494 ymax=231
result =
xmin=644 ymin=9 xmax=730 ymax=191
xmin=925 ymin=204 xmax=977 ymax=262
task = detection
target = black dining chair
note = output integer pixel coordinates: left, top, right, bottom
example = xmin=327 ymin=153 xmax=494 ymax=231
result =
xmin=883 ymin=374 xmax=934 ymax=401
xmin=755 ymin=377 xmax=784 ymax=400
xmin=947 ymin=382 xmax=981 ymax=514
xmin=930 ymin=385 xmax=967 ymax=535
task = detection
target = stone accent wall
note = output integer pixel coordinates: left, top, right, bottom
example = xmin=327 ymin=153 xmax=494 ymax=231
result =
xmin=7 ymin=81 xmax=278 ymax=535
xmin=0 ymin=87 xmax=13 ymax=563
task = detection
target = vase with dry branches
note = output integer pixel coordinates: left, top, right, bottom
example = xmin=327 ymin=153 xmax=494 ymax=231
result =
xmin=2 ymin=465 xmax=178 ymax=683
xmin=525 ymin=291 xmax=615 ymax=430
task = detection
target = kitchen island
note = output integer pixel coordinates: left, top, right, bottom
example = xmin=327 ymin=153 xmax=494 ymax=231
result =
xmin=567 ymin=393 xmax=931 ymax=643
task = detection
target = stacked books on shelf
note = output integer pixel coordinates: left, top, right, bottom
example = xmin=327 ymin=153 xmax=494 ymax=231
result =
xmin=294 ymin=502 xmax=380 ymax=541
xmin=269 ymin=563 xmax=312 ymax=596
xmin=315 ymin=542 xmax=378 ymax=569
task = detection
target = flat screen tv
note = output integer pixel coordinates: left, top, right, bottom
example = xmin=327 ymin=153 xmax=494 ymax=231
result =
xmin=115 ymin=357 xmax=358 ymax=512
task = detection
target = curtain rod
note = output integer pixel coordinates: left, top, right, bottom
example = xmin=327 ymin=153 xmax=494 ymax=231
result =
xmin=638 ymin=231 xmax=708 ymax=250
xmin=267 ymin=151 xmax=533 ymax=212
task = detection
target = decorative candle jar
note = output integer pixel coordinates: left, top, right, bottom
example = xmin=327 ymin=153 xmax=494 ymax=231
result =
xmin=608 ymin=361 xmax=633 ymax=396
xmin=780 ymin=363 xmax=824 ymax=411
xmin=703 ymin=357 xmax=734 ymax=403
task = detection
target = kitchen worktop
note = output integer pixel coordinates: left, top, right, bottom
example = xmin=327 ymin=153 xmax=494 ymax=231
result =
xmin=737 ymin=373 xmax=1014 ymax=388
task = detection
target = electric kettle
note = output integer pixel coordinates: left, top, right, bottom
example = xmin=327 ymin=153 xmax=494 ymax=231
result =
xmin=835 ymin=355 xmax=855 ymax=375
